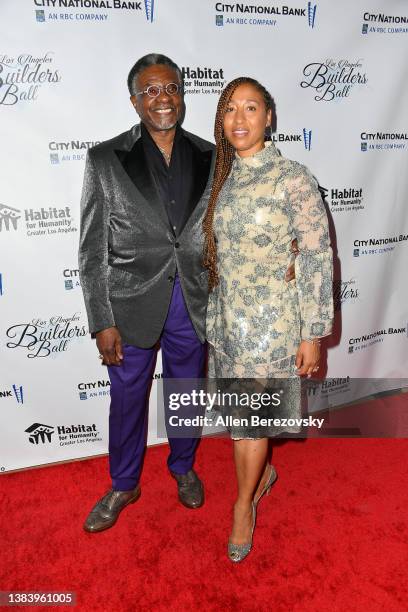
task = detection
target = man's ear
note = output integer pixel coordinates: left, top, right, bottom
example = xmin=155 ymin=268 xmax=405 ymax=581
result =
xmin=130 ymin=95 xmax=139 ymax=113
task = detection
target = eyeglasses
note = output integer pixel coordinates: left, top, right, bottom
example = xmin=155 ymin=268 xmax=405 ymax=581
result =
xmin=135 ymin=83 xmax=182 ymax=98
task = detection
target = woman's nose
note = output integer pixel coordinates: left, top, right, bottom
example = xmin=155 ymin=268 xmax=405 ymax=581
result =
xmin=235 ymin=108 xmax=245 ymax=122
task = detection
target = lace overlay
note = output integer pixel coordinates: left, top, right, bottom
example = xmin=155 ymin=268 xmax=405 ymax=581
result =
xmin=206 ymin=142 xmax=333 ymax=438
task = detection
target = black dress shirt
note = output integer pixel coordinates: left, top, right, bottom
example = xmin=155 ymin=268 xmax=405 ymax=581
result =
xmin=141 ymin=122 xmax=194 ymax=236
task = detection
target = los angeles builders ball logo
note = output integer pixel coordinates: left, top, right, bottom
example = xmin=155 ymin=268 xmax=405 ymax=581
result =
xmin=6 ymin=313 xmax=87 ymax=358
xmin=0 ymin=52 xmax=61 ymax=105
xmin=300 ymin=58 xmax=368 ymax=102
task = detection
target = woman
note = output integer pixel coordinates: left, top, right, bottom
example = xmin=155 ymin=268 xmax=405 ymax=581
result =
xmin=203 ymin=77 xmax=333 ymax=562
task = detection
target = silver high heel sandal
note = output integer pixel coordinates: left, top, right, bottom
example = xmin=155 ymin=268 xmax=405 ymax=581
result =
xmin=254 ymin=464 xmax=278 ymax=507
xmin=227 ymin=465 xmax=278 ymax=563
xmin=228 ymin=501 xmax=256 ymax=563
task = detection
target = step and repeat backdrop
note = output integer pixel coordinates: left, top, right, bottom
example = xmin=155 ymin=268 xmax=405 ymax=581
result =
xmin=1 ymin=0 xmax=407 ymax=472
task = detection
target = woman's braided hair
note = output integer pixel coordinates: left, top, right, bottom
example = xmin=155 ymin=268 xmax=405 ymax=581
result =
xmin=203 ymin=77 xmax=274 ymax=291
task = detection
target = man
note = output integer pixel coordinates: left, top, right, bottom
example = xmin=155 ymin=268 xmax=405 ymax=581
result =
xmin=79 ymin=53 xmax=214 ymax=532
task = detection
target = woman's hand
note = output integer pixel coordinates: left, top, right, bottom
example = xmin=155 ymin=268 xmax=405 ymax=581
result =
xmin=295 ymin=340 xmax=320 ymax=377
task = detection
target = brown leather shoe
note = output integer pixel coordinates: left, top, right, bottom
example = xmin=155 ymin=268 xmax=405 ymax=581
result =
xmin=170 ymin=469 xmax=204 ymax=509
xmin=83 ymin=486 xmax=141 ymax=533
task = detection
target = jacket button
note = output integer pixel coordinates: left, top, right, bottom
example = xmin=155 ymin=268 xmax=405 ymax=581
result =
xmin=168 ymin=275 xmax=174 ymax=282
xmin=174 ymin=242 xmax=180 ymax=248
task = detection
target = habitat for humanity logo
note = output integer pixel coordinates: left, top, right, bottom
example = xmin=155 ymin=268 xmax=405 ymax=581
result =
xmin=306 ymin=377 xmax=351 ymax=400
xmin=49 ymin=139 xmax=100 ymax=164
xmin=6 ymin=312 xmax=87 ymax=358
xmin=25 ymin=423 xmax=54 ymax=444
xmin=0 ymin=204 xmax=78 ymax=237
xmin=321 ymin=186 xmax=364 ymax=213
xmin=0 ymin=204 xmax=21 ymax=231
xmin=214 ymin=2 xmax=314 ymax=28
xmin=0 ymin=52 xmax=61 ymax=105
xmin=25 ymin=421 xmax=102 ymax=447
xmin=26 ymin=206 xmax=77 ymax=236
xmin=301 ymin=58 xmax=367 ymax=102
xmin=33 ymin=0 xmax=151 ymax=23
xmin=0 ymin=384 xmax=24 ymax=403
xmin=361 ymin=11 xmax=408 ymax=35
xmin=353 ymin=233 xmax=408 ymax=257
xmin=348 ymin=325 xmax=407 ymax=354
xmin=182 ymin=66 xmax=226 ymax=95
xmin=360 ymin=131 xmax=407 ymax=152
xmin=78 ymin=379 xmax=111 ymax=400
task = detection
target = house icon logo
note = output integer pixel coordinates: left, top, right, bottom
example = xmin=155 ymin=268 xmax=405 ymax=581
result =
xmin=25 ymin=423 xmax=55 ymax=444
xmin=0 ymin=204 xmax=21 ymax=232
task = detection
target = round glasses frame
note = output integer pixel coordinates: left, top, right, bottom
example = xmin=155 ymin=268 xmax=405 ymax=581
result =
xmin=135 ymin=83 xmax=182 ymax=98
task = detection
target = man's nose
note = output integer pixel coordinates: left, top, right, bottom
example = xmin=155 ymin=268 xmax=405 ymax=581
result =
xmin=156 ymin=87 xmax=171 ymax=103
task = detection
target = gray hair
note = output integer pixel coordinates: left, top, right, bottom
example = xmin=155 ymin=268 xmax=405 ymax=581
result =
xmin=127 ymin=53 xmax=183 ymax=96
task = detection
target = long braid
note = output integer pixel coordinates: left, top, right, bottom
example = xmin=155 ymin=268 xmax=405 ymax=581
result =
xmin=203 ymin=77 xmax=274 ymax=291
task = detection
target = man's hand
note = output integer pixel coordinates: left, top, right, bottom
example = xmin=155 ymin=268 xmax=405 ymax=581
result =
xmin=285 ymin=238 xmax=299 ymax=282
xmin=96 ymin=327 xmax=123 ymax=366
xmin=285 ymin=264 xmax=295 ymax=282
xmin=295 ymin=340 xmax=320 ymax=377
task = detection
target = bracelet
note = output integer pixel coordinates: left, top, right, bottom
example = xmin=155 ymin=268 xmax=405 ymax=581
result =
xmin=304 ymin=338 xmax=321 ymax=346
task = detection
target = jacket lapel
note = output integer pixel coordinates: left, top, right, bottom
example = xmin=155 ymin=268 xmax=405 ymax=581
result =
xmin=112 ymin=124 xmax=214 ymax=233
xmin=114 ymin=131 xmax=169 ymax=229
xmin=188 ymin=140 xmax=213 ymax=217
xmin=179 ymin=134 xmax=214 ymax=236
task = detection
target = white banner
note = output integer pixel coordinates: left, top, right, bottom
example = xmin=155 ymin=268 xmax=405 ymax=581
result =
xmin=1 ymin=0 xmax=407 ymax=472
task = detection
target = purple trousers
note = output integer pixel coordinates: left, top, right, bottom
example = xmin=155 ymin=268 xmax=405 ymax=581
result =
xmin=107 ymin=276 xmax=206 ymax=491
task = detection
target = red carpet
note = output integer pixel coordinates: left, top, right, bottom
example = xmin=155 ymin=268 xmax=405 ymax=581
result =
xmin=1 ymin=410 xmax=408 ymax=611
